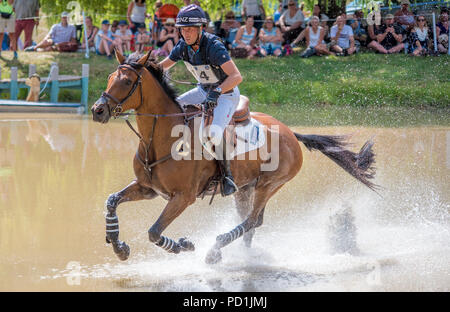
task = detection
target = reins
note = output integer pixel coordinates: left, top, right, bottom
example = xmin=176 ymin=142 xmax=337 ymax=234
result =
xmin=103 ymin=63 xmax=205 ymax=180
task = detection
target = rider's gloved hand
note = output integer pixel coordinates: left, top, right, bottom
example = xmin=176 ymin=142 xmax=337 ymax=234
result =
xmin=203 ymin=89 xmax=221 ymax=112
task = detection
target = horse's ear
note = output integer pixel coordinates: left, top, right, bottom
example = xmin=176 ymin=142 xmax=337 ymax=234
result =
xmin=137 ymin=50 xmax=152 ymax=66
xmin=115 ymin=48 xmax=125 ymax=65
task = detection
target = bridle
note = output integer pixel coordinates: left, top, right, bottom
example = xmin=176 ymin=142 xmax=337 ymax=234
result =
xmin=99 ymin=62 xmax=204 ymax=180
xmin=101 ymin=64 xmax=144 ymax=119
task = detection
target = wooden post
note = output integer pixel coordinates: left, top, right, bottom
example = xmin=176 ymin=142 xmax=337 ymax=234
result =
xmin=81 ymin=64 xmax=89 ymax=114
xmin=29 ymin=64 xmax=36 ymax=77
xmin=10 ymin=67 xmax=18 ymax=100
xmin=432 ymin=13 xmax=438 ymax=53
xmin=50 ymin=63 xmax=59 ymax=103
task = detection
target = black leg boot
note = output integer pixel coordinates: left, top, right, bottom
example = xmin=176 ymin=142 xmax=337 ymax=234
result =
xmin=220 ymin=138 xmax=238 ymax=196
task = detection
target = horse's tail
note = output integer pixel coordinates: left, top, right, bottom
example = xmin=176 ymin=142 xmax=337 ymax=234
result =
xmin=294 ymin=133 xmax=378 ymax=191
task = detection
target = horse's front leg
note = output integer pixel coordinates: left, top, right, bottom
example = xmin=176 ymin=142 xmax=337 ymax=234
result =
xmin=147 ymin=193 xmax=196 ymax=254
xmin=106 ymin=180 xmax=158 ymax=261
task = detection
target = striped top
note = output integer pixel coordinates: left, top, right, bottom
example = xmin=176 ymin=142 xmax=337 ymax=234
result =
xmin=241 ymin=26 xmax=256 ymax=45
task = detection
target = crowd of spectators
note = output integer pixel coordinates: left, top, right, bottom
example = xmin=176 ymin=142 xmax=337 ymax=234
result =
xmin=0 ymin=0 xmax=447 ymax=61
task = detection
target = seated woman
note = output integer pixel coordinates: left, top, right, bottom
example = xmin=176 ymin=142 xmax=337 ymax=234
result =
xmin=95 ymin=20 xmax=114 ymax=59
xmin=258 ymin=16 xmax=283 ymax=56
xmin=292 ymin=16 xmax=332 ymax=57
xmin=219 ymin=11 xmax=241 ymax=48
xmin=156 ymin=18 xmax=179 ymax=57
xmin=80 ymin=16 xmax=99 ymax=50
xmin=409 ymin=15 xmax=430 ymax=56
xmin=436 ymin=10 xmax=449 ymax=53
xmin=232 ymin=15 xmax=257 ymax=58
xmin=279 ymin=0 xmax=305 ymax=44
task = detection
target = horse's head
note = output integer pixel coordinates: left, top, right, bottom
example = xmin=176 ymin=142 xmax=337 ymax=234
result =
xmin=92 ymin=49 xmax=152 ymax=123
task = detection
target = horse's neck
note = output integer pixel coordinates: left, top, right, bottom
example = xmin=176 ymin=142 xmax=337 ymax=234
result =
xmin=135 ymin=77 xmax=184 ymax=150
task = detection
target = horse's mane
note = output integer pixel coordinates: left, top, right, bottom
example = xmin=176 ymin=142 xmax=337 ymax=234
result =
xmin=124 ymin=53 xmax=179 ymax=104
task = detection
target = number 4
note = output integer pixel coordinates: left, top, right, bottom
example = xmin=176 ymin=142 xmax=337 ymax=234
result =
xmin=199 ymin=71 xmax=209 ymax=81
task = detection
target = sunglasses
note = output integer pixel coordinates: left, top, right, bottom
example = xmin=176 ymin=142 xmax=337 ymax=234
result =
xmin=418 ymin=19 xmax=425 ymax=21
xmin=288 ymin=3 xmax=295 ymax=6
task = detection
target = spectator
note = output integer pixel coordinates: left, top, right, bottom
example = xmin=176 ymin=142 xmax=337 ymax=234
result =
xmin=193 ymin=0 xmax=213 ymax=33
xmin=152 ymin=1 xmax=163 ymax=45
xmin=292 ymin=16 xmax=332 ymax=57
xmin=182 ymin=0 xmax=191 ymax=7
xmin=274 ymin=3 xmax=282 ymax=24
xmin=135 ymin=24 xmax=151 ymax=53
xmin=409 ymin=15 xmax=430 ymax=56
xmin=128 ymin=0 xmax=149 ymax=34
xmin=111 ymin=20 xmax=119 ymax=34
xmin=436 ymin=9 xmax=449 ymax=54
xmin=279 ymin=0 xmax=305 ymax=44
xmin=0 ymin=0 xmax=16 ymax=58
xmin=156 ymin=17 xmax=178 ymax=57
xmin=25 ymin=12 xmax=77 ymax=52
xmin=349 ymin=10 xmax=367 ymax=47
xmin=232 ymin=15 xmax=257 ymax=57
xmin=112 ymin=20 xmax=132 ymax=56
xmin=80 ymin=16 xmax=98 ymax=50
xmin=367 ymin=14 xmax=404 ymax=54
xmin=258 ymin=16 xmax=283 ymax=56
xmin=219 ymin=10 xmax=241 ymax=48
xmin=95 ymin=20 xmax=114 ymax=59
xmin=280 ymin=0 xmax=298 ymax=13
xmin=367 ymin=22 xmax=381 ymax=46
xmin=310 ymin=4 xmax=329 ymax=35
xmin=13 ymin=0 xmax=39 ymax=49
xmin=242 ymin=0 xmax=266 ymax=34
xmin=394 ymin=0 xmax=415 ymax=33
xmin=329 ymin=15 xmax=357 ymax=56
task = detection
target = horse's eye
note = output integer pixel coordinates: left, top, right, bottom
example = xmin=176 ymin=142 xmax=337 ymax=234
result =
xmin=125 ymin=79 xmax=132 ymax=86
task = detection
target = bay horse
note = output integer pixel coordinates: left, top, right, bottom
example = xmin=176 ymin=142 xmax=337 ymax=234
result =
xmin=91 ymin=50 xmax=377 ymax=264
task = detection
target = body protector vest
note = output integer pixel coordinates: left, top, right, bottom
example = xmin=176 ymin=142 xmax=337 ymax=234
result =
xmin=181 ymin=33 xmax=229 ymax=92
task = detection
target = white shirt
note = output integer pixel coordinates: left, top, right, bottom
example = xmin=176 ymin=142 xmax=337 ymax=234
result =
xmin=242 ymin=0 xmax=263 ymax=17
xmin=281 ymin=9 xmax=305 ymax=28
xmin=330 ymin=24 xmax=353 ymax=49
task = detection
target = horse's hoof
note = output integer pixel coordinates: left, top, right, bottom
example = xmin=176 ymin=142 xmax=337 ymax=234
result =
xmin=205 ymin=248 xmax=222 ymax=264
xmin=113 ymin=241 xmax=130 ymax=261
xmin=178 ymin=237 xmax=195 ymax=252
xmin=106 ymin=236 xmax=111 ymax=244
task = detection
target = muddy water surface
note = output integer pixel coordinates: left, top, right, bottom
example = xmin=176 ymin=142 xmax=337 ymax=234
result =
xmin=0 ymin=114 xmax=449 ymax=291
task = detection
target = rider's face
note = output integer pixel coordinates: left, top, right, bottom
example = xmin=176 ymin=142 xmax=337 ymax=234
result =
xmin=181 ymin=26 xmax=201 ymax=45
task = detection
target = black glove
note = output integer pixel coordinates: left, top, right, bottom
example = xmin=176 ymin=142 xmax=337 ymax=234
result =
xmin=203 ymin=90 xmax=221 ymax=112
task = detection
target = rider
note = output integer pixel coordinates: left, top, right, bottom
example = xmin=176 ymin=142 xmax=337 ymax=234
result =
xmin=159 ymin=4 xmax=243 ymax=196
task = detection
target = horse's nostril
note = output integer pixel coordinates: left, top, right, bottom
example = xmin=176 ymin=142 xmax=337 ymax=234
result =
xmin=96 ymin=107 xmax=104 ymax=115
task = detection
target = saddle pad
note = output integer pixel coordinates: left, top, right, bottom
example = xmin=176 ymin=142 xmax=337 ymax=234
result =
xmin=199 ymin=115 xmax=266 ymax=159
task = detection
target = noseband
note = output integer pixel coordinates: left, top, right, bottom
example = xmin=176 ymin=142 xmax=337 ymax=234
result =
xmin=101 ymin=64 xmax=143 ymax=118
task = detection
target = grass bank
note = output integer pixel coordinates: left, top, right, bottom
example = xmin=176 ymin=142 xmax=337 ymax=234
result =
xmin=0 ymin=51 xmax=448 ymax=126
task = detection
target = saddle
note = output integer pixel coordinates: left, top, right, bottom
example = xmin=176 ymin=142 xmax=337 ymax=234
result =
xmin=232 ymin=95 xmax=250 ymax=124
xmin=201 ymin=95 xmax=250 ymax=127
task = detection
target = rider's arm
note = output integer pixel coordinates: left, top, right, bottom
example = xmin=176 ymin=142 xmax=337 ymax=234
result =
xmin=217 ymin=60 xmax=242 ymax=93
xmin=159 ymin=57 xmax=176 ymax=71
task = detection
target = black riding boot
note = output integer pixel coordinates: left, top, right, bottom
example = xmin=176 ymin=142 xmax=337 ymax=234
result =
xmin=220 ymin=139 xmax=238 ymax=196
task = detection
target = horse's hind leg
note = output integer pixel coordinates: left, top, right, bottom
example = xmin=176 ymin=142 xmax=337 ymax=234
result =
xmin=106 ymin=180 xmax=158 ymax=261
xmin=206 ymin=184 xmax=279 ymax=264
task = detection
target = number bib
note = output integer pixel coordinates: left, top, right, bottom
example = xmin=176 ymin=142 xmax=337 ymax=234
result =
xmin=184 ymin=62 xmax=220 ymax=84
